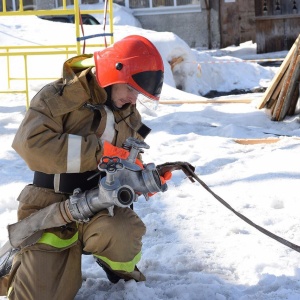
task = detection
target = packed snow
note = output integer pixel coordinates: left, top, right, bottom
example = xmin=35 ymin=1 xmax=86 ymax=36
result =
xmin=1 ymin=4 xmax=300 ymax=300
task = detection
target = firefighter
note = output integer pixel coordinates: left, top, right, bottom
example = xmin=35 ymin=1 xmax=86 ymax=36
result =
xmin=0 ymin=35 xmax=165 ymax=299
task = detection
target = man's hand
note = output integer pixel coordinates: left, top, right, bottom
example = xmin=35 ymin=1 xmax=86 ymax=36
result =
xmin=103 ymin=141 xmax=143 ymax=168
xmin=156 ymin=162 xmax=196 ymax=183
xmin=160 ymin=171 xmax=172 ymax=184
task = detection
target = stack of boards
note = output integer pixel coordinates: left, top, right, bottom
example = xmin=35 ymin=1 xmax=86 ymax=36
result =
xmin=257 ymin=34 xmax=300 ymax=121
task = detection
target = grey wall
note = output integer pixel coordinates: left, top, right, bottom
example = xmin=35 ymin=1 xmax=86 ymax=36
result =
xmin=134 ymin=0 xmax=221 ymax=50
xmin=136 ymin=12 xmax=206 ymax=49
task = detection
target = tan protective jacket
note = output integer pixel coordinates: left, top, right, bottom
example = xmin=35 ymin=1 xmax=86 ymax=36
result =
xmin=12 ymin=54 xmax=145 ymax=176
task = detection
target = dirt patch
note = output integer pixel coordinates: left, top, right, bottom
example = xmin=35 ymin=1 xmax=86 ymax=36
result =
xmin=204 ymin=87 xmax=266 ymax=98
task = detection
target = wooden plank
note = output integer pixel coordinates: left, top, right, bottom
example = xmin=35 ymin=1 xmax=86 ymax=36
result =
xmin=266 ymin=71 xmax=286 ymax=109
xmin=234 ymin=138 xmax=282 ymax=144
xmin=278 ymin=55 xmax=300 ymax=120
xmin=272 ymin=41 xmax=300 ymax=121
xmin=234 ymin=137 xmax=300 ymax=145
xmin=287 ymin=83 xmax=300 ymax=115
xmin=257 ymin=34 xmax=300 ymax=109
xmin=159 ymin=99 xmax=253 ymax=105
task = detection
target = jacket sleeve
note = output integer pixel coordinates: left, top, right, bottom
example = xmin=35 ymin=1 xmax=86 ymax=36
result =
xmin=12 ymin=84 xmax=102 ymax=174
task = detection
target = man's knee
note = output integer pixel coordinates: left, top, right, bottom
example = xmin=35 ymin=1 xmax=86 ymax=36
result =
xmin=83 ymin=206 xmax=146 ymax=263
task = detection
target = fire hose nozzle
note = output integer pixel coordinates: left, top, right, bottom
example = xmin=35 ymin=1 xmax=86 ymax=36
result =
xmin=64 ymin=138 xmax=168 ymax=221
xmin=65 ymin=156 xmax=138 ymax=221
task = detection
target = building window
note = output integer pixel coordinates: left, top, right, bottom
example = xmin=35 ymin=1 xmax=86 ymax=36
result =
xmin=152 ymin=0 xmax=174 ymax=7
xmin=129 ymin=0 xmax=149 ymax=8
xmin=177 ymin=0 xmax=197 ymax=5
xmin=126 ymin=0 xmax=200 ymax=9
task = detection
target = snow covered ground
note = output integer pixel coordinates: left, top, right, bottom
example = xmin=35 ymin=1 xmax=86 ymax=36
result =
xmin=1 ymin=4 xmax=300 ymax=300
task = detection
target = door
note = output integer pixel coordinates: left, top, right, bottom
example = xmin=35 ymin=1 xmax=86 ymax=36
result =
xmin=220 ymin=0 xmax=256 ymax=48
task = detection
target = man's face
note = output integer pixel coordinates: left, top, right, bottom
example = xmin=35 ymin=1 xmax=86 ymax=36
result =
xmin=111 ymin=84 xmax=139 ymax=108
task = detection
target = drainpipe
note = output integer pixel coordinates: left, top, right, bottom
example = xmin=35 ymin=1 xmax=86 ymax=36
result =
xmin=205 ymin=0 xmax=212 ymax=49
xmin=218 ymin=0 xmax=222 ymax=48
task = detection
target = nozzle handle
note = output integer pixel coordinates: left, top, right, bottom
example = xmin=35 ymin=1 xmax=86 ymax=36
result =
xmin=123 ymin=137 xmax=150 ymax=163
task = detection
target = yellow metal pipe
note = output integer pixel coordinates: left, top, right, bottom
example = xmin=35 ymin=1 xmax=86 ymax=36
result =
xmin=24 ymin=55 xmax=30 ymax=109
xmin=0 ymin=44 xmax=104 ymax=51
xmin=2 ymin=0 xmax=7 ymax=12
xmin=0 ymin=45 xmax=77 ymax=50
xmin=5 ymin=49 xmax=10 ymax=89
xmin=70 ymin=9 xmax=108 ymax=14
xmin=109 ymin=0 xmax=114 ymax=44
xmin=19 ymin=0 xmax=24 ymax=11
xmin=0 ymin=51 xmax=77 ymax=56
xmin=0 ymin=90 xmax=26 ymax=93
xmin=0 ymin=5 xmax=114 ymax=108
xmin=10 ymin=77 xmax=58 ymax=80
xmin=0 ymin=47 xmax=109 ymax=56
xmin=0 ymin=9 xmax=107 ymax=16
xmin=0 ymin=10 xmax=73 ymax=16
xmin=74 ymin=0 xmax=81 ymax=55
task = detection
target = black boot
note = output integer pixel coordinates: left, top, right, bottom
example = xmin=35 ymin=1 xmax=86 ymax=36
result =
xmin=95 ymin=258 xmax=123 ymax=283
xmin=0 ymin=248 xmax=19 ymax=278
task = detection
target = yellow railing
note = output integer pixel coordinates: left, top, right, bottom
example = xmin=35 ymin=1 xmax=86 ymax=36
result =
xmin=0 ymin=0 xmax=114 ymax=108
xmin=0 ymin=45 xmax=79 ymax=108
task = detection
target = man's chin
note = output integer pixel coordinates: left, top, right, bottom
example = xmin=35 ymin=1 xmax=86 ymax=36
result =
xmin=111 ymin=101 xmax=131 ymax=111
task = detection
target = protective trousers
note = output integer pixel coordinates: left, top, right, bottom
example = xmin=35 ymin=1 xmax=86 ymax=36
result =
xmin=0 ymin=185 xmax=146 ymax=300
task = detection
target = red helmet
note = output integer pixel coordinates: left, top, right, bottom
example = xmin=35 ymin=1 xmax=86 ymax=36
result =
xmin=94 ymin=35 xmax=164 ymax=102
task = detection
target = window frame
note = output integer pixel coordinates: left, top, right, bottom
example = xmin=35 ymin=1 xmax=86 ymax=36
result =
xmin=123 ymin=0 xmax=201 ymax=15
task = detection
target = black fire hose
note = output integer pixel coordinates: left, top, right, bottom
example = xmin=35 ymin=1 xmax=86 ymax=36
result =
xmin=157 ymin=162 xmax=300 ymax=253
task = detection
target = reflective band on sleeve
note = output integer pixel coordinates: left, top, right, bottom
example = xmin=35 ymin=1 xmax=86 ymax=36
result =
xmin=7 ymin=286 xmax=13 ymax=297
xmin=67 ymin=134 xmax=82 ymax=173
xmin=37 ymin=231 xmax=78 ymax=248
xmin=100 ymin=106 xmax=115 ymax=143
xmin=93 ymin=251 xmax=141 ymax=273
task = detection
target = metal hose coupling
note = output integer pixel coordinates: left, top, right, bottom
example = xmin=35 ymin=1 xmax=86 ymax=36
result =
xmin=63 ymin=157 xmax=136 ymax=221
xmin=119 ymin=137 xmax=168 ymax=197
xmin=63 ymin=137 xmax=168 ymax=221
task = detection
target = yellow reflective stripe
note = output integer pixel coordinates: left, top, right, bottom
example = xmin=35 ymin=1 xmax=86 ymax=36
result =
xmin=37 ymin=231 xmax=78 ymax=248
xmin=7 ymin=286 xmax=13 ymax=297
xmin=94 ymin=251 xmax=141 ymax=273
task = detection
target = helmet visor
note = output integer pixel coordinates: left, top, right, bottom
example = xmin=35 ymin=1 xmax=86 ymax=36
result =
xmin=128 ymin=84 xmax=160 ymax=111
xmin=132 ymin=70 xmax=164 ymax=99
